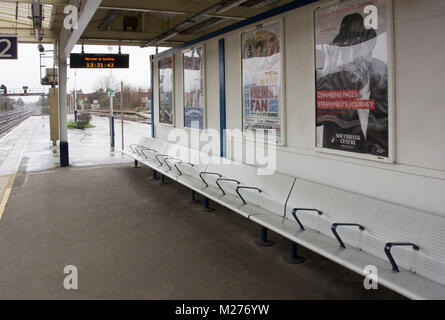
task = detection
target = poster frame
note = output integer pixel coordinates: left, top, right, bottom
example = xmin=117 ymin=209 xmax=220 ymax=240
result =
xmin=312 ymin=0 xmax=395 ymax=163
xmin=239 ymin=17 xmax=286 ymax=146
xmin=182 ymin=44 xmax=207 ymax=130
xmin=157 ymin=54 xmax=175 ymax=127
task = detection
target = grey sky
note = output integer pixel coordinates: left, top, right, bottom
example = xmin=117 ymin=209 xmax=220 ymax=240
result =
xmin=1 ymin=43 xmax=167 ymax=102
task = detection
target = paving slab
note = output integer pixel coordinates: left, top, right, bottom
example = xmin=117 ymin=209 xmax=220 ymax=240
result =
xmin=0 ymin=163 xmax=403 ymax=299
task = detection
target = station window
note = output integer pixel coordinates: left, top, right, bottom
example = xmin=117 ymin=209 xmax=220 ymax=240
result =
xmin=241 ymin=21 xmax=283 ymax=144
xmin=183 ymin=47 xmax=205 ymax=129
xmin=158 ymin=56 xmax=174 ymax=125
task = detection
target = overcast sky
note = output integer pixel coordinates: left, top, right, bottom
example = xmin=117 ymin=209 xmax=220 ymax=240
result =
xmin=0 ymin=43 xmax=167 ymax=102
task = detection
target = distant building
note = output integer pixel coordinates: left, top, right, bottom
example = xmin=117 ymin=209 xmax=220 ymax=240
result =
xmin=90 ymin=100 xmax=100 ymax=110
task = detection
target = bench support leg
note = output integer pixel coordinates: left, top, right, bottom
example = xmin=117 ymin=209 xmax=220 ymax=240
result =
xmin=150 ymin=169 xmax=159 ymax=180
xmin=133 ymin=160 xmax=141 ymax=168
xmin=188 ymin=190 xmax=199 ymax=204
xmin=200 ymin=197 xmax=215 ymax=212
xmin=254 ymin=227 xmax=274 ymax=247
xmin=159 ymin=174 xmax=167 ymax=184
xmin=282 ymin=241 xmax=305 ymax=264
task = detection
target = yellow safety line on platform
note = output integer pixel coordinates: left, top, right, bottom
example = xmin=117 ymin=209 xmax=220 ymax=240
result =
xmin=0 ymin=117 xmax=36 ymax=220
xmin=0 ymin=173 xmax=16 ymax=220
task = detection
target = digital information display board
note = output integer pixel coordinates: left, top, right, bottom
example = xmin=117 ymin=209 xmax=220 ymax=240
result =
xmin=70 ymin=53 xmax=129 ymax=69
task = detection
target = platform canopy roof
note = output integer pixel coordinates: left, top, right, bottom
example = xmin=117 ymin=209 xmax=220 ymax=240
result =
xmin=0 ymin=0 xmax=296 ymax=48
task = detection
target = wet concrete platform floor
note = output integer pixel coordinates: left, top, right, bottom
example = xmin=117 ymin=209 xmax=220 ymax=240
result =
xmin=0 ymin=162 xmax=404 ymax=299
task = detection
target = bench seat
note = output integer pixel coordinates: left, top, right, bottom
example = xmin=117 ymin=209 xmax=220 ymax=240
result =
xmin=250 ymin=212 xmax=445 ymax=300
xmin=123 ymin=136 xmax=445 ymax=299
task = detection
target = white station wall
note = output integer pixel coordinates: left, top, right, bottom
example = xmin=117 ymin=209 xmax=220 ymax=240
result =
xmin=151 ymin=0 xmax=445 ymax=216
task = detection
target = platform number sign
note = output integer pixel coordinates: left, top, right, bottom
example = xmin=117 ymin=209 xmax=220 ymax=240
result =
xmin=0 ymin=36 xmax=18 ymax=60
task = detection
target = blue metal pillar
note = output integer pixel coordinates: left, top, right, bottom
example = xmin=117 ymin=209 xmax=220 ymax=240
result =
xmin=110 ymin=115 xmax=115 ymax=147
xmin=133 ymin=159 xmax=140 ymax=168
xmin=282 ymin=241 xmax=305 ymax=264
xmin=150 ymin=58 xmax=155 ymax=138
xmin=150 ymin=169 xmax=159 ymax=179
xmin=58 ymin=50 xmax=69 ymax=167
xmin=189 ymin=189 xmax=199 ymax=203
xmin=218 ymin=38 xmax=226 ymax=157
xmin=201 ymin=197 xmax=215 ymax=212
xmin=254 ymin=226 xmax=274 ymax=247
xmin=60 ymin=141 xmax=69 ymax=167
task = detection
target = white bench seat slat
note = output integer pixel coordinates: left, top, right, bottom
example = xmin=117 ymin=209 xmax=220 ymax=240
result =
xmin=151 ymin=145 xmax=175 ymax=174
xmin=205 ymin=160 xmax=295 ymax=217
xmin=251 ymin=213 xmax=445 ymax=300
xmin=177 ymin=174 xmax=279 ymax=219
xmin=318 ymin=191 xmax=371 ymax=250
xmin=161 ymin=166 xmax=181 ymax=180
xmin=180 ymin=175 xmax=253 ymax=217
xmin=122 ymin=149 xmax=158 ymax=169
xmin=171 ymin=147 xmax=212 ymax=178
xmin=127 ymin=138 xmax=169 ymax=167
xmin=176 ymin=174 xmax=208 ymax=194
xmin=360 ymin=200 xmax=426 ymax=272
xmin=415 ymin=215 xmax=445 ymax=286
xmin=285 ymin=179 xmax=332 ymax=231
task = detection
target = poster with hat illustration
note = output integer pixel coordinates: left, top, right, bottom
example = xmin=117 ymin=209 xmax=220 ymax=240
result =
xmin=315 ymin=0 xmax=389 ymax=158
xmin=242 ymin=22 xmax=282 ymax=143
xmin=184 ymin=47 xmax=205 ymax=129
xmin=159 ymin=56 xmax=174 ymax=125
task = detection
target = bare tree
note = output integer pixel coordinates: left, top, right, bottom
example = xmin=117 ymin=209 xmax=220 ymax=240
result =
xmin=15 ymin=98 xmax=25 ymax=108
xmin=94 ymin=74 xmax=118 ymax=92
xmin=0 ymin=96 xmax=15 ymax=112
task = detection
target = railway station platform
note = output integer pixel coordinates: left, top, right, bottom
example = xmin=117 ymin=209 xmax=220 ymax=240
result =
xmin=0 ymin=115 xmax=403 ymax=299
xmin=1 ymin=0 xmax=444 ymax=303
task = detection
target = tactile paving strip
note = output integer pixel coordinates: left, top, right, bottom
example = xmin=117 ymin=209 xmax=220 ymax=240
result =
xmin=0 ymin=117 xmax=37 ymax=219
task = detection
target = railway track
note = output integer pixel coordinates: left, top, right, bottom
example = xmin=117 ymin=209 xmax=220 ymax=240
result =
xmin=0 ymin=110 xmax=33 ymax=137
xmin=88 ymin=110 xmax=150 ymax=123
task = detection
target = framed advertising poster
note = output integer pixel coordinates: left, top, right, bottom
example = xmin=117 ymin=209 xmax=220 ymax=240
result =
xmin=314 ymin=0 xmax=392 ymax=160
xmin=241 ymin=21 xmax=284 ymax=144
xmin=183 ymin=47 xmax=205 ymax=129
xmin=158 ymin=56 xmax=174 ymax=125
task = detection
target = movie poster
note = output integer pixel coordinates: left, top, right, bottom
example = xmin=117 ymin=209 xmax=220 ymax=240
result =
xmin=242 ymin=22 xmax=282 ymax=142
xmin=158 ymin=56 xmax=174 ymax=125
xmin=183 ymin=47 xmax=204 ymax=129
xmin=315 ymin=0 xmax=389 ymax=157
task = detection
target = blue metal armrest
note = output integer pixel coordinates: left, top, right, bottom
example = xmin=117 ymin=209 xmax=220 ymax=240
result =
xmin=174 ymin=161 xmax=194 ymax=176
xmin=155 ymin=154 xmax=171 ymax=167
xmin=139 ymin=147 xmax=157 ymax=159
xmin=199 ymin=172 xmax=222 ymax=188
xmin=235 ymin=186 xmax=262 ymax=205
xmin=216 ymin=178 xmax=240 ymax=195
xmin=164 ymin=157 xmax=181 ymax=171
xmin=292 ymin=208 xmax=323 ymax=231
xmin=129 ymin=144 xmax=142 ymax=156
xmin=384 ymin=243 xmax=420 ymax=272
xmin=331 ymin=223 xmax=365 ymax=249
